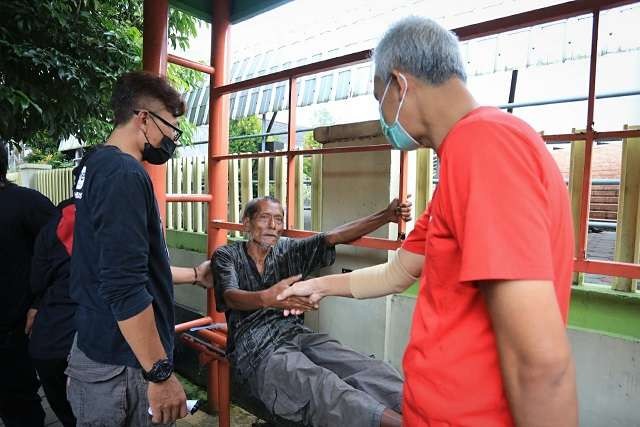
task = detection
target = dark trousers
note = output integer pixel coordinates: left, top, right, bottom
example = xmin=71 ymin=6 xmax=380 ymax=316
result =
xmin=0 ymin=330 xmax=45 ymax=427
xmin=33 ymin=358 xmax=76 ymax=427
xmin=252 ymin=333 xmax=403 ymax=427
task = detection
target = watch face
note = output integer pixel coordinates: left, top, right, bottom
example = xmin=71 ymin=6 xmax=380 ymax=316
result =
xmin=145 ymin=359 xmax=174 ymax=382
xmin=157 ymin=360 xmax=173 ymax=378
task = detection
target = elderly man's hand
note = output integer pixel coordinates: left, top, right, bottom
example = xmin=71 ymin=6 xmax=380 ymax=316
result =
xmin=386 ymin=196 xmax=412 ymax=223
xmin=277 ymin=278 xmax=324 ymax=308
xmin=262 ymin=275 xmax=317 ymax=316
xmin=194 ymin=260 xmax=213 ymax=289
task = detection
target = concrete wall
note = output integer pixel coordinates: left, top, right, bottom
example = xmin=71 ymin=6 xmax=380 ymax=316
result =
xmin=386 ymin=294 xmax=640 ymax=427
xmin=310 ymin=121 xmax=400 ymax=359
xmin=169 ymin=247 xmax=209 ymax=315
xmin=570 ymin=328 xmax=640 ymax=427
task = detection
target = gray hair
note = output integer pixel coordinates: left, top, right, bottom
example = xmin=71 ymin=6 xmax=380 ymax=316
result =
xmin=373 ymin=16 xmax=467 ymax=85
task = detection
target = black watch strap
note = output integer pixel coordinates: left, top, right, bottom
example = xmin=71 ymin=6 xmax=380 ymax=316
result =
xmin=142 ymin=358 xmax=173 ymax=383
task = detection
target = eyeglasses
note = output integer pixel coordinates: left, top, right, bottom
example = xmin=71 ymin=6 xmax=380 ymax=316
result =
xmin=134 ymin=110 xmax=183 ymax=142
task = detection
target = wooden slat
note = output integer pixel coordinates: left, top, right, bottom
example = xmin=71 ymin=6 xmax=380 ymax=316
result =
xmin=175 ymin=159 xmax=183 ymax=230
xmin=257 ymin=157 xmax=269 ymax=197
xmin=274 ymin=155 xmax=286 ymax=204
xmin=228 ymin=159 xmax=240 ymax=237
xmin=166 ymin=160 xmax=174 ymax=229
xmin=195 ymin=157 xmax=204 ymax=233
xmin=415 ymin=148 xmax=434 ymax=217
xmin=240 ymin=158 xmax=253 ymax=214
xmin=294 ymin=155 xmax=304 ymax=229
xmin=568 ymin=129 xmax=586 ymax=286
xmin=613 ymin=125 xmax=640 ymax=291
xmin=311 ymin=154 xmax=323 ymax=231
xmin=184 ymin=157 xmax=193 ymax=232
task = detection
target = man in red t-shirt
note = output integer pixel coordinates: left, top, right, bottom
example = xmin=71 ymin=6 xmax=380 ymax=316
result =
xmin=279 ymin=16 xmax=577 ymax=427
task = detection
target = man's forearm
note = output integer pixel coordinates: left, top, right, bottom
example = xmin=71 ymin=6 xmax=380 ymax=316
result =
xmin=506 ymin=357 xmax=578 ymax=427
xmin=171 ymin=266 xmax=197 ymax=284
xmin=308 ymin=274 xmax=354 ymax=299
xmin=117 ymin=304 xmax=167 ymax=371
xmin=482 ymin=279 xmax=578 ymax=427
xmin=325 ymin=209 xmax=391 ymax=246
xmin=223 ymin=289 xmax=268 ymax=311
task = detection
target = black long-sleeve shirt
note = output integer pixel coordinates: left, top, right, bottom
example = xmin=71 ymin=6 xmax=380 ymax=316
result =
xmin=29 ymin=201 xmax=77 ymax=360
xmin=70 ymin=145 xmax=173 ymax=368
xmin=0 ymin=183 xmax=56 ymax=332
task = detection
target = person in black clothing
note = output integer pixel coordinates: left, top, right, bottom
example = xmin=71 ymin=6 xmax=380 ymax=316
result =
xmin=28 ymin=198 xmax=77 ymax=427
xmin=66 ymin=71 xmax=211 ymax=427
xmin=0 ymin=142 xmax=56 ymax=427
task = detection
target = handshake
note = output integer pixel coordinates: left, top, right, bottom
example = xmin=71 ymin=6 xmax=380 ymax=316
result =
xmin=263 ymin=274 xmax=326 ymax=317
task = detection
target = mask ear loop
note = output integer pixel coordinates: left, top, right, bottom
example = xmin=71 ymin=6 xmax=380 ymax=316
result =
xmin=379 ymin=79 xmax=393 ymax=125
xmin=393 ymin=73 xmax=409 ymax=124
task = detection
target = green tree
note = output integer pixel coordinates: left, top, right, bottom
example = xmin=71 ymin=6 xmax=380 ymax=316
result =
xmin=229 ymin=116 xmax=264 ymax=153
xmin=0 ymin=0 xmax=204 ymax=156
xmin=303 ymin=131 xmax=321 ymax=179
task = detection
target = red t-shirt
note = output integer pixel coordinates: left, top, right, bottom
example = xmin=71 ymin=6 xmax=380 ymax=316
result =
xmin=401 ymin=107 xmax=574 ymax=426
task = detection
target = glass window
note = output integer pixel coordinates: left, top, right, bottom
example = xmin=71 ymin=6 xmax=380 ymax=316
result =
xmin=258 ymin=86 xmax=273 ymax=114
xmin=301 ymin=78 xmax=317 ymax=106
xmin=273 ymin=84 xmax=286 ymax=111
xmin=335 ymin=70 xmax=351 ymax=100
xmin=196 ymin=90 xmax=209 ymax=125
xmin=317 ymin=74 xmax=334 ymax=103
xmin=352 ymin=65 xmax=372 ymax=96
xmin=246 ymin=90 xmax=260 ymax=116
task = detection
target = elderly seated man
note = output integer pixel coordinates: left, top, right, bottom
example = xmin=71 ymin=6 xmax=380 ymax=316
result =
xmin=212 ymin=196 xmax=410 ymax=427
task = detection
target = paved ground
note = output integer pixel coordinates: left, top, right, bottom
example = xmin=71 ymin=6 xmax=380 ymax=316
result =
xmin=0 ymin=391 xmax=261 ymax=427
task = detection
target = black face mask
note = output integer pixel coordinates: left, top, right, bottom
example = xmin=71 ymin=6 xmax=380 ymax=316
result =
xmin=142 ymin=134 xmax=176 ymax=165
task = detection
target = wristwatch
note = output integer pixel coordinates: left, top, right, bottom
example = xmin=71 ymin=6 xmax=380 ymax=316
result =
xmin=142 ymin=358 xmax=174 ymax=383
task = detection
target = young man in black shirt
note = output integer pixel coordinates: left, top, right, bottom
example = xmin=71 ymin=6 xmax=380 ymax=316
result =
xmin=0 ymin=143 xmax=56 ymax=427
xmin=66 ymin=72 xmax=211 ymax=426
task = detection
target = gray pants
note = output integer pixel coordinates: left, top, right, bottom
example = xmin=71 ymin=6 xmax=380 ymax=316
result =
xmin=65 ymin=340 xmax=174 ymax=427
xmin=252 ymin=333 xmax=403 ymax=427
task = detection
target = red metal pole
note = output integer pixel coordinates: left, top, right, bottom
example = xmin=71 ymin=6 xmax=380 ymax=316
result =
xmin=142 ymin=0 xmax=169 ymax=226
xmin=174 ymin=316 xmax=213 ymax=333
xmin=209 ymin=0 xmax=230 ymax=322
xmin=208 ymin=0 xmax=231 ymax=417
xmin=168 ymin=54 xmax=215 ymax=75
xmin=217 ymin=360 xmax=231 ymax=427
xmin=286 ymin=77 xmax=298 ymax=228
xmin=398 ymin=151 xmax=408 ymax=238
xmin=577 ymin=9 xmax=600 ymax=261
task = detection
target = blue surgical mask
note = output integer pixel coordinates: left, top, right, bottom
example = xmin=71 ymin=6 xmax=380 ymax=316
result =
xmin=379 ymin=74 xmax=421 ymax=151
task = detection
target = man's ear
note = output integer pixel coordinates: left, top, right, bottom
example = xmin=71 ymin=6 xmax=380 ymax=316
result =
xmin=132 ymin=110 xmax=149 ymax=132
xmin=390 ymin=69 xmax=409 ymax=96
